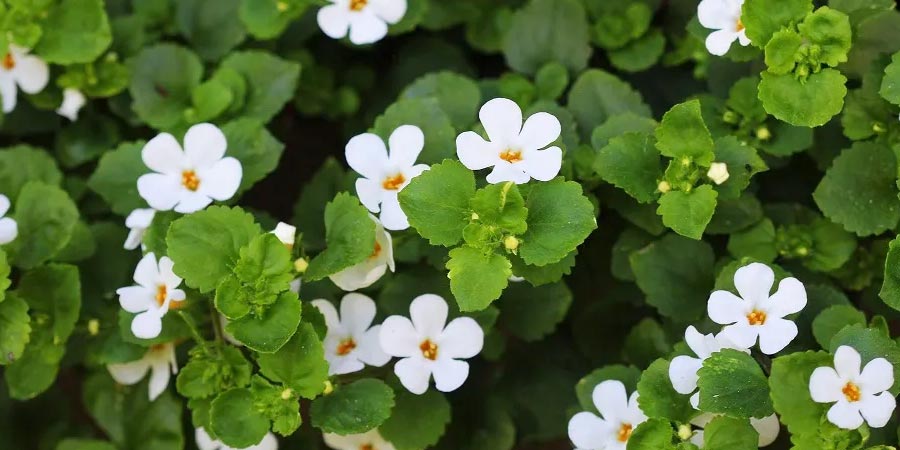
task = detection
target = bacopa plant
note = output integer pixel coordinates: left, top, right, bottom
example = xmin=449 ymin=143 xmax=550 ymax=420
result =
xmin=5 ymin=0 xmax=900 ymax=449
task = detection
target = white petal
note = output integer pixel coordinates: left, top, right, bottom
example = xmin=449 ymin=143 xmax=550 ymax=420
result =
xmin=148 ymin=357 xmax=172 ymax=401
xmin=757 ymin=317 xmax=797 ymax=355
xmin=330 ymin=356 xmax=366 ymax=375
xmin=251 ymin=433 xmax=279 ymax=450
xmin=388 ymin=125 xmax=424 ymax=168
xmin=340 ymin=293 xmax=377 ymax=335
xmin=126 ymin=208 xmax=156 ymax=228
xmin=369 ymin=0 xmax=407 ymax=24
xmin=834 ymin=345 xmax=862 ymax=380
xmin=859 ymin=392 xmax=896 ymax=428
xmin=697 ymin=0 xmax=739 ymax=30
xmin=137 ymin=173 xmax=183 ymax=211
xmin=859 ymin=357 xmax=894 ymax=394
xmin=0 ymin=76 xmax=17 ymax=113
xmin=716 ymin=323 xmax=759 ymax=350
xmin=56 ymin=88 xmax=86 ymax=121
xmin=689 ymin=430 xmax=705 ymax=447
xmin=592 ymin=380 xmax=628 ymax=423
xmin=348 ymin=10 xmax=389 ymax=45
xmin=394 ymin=357 xmax=432 ymax=395
xmin=198 ymin=157 xmax=242 ymax=201
xmin=737 ymin=30 xmax=751 ymax=46
xmin=684 ymin=326 xmax=711 ymax=358
xmin=707 ymin=290 xmax=747 ymax=325
xmin=272 ymin=222 xmax=296 ymax=246
xmin=346 ymin=133 xmax=389 ymax=180
xmin=456 ymin=131 xmax=500 ymax=171
xmin=142 ymin=133 xmax=186 ymax=174
xmin=107 ymin=358 xmax=150 ymax=385
xmin=375 ymin=220 xmax=395 ymax=273
xmin=0 ymin=217 xmax=17 ymax=245
xmin=379 ymin=316 xmax=420 ymax=358
xmin=485 ymin=162 xmax=531 ymax=185
xmin=132 ymin=310 xmax=163 ymax=339
xmin=733 ymin=263 xmax=774 ymax=305
xmin=317 ymin=4 xmax=352 ymax=39
xmin=765 ymin=277 xmax=807 ymax=319
xmin=568 ymin=412 xmax=613 ymax=449
xmin=158 ymin=256 xmax=182 ymax=287
xmin=329 ymin=259 xmax=387 ymax=291
xmin=379 ymin=193 xmax=408 ymax=231
xmin=0 ymin=194 xmax=9 ymax=216
xmin=625 ymin=392 xmax=648 ymax=425
xmin=519 ymin=146 xmax=562 ymax=181
xmin=432 ymin=358 xmax=470 ymax=392
xmin=518 ymin=112 xmax=561 ymax=150
xmin=403 ymin=164 xmax=429 ymax=185
xmin=690 ymin=392 xmax=700 ymax=409
xmin=312 ymin=299 xmax=341 ymax=331
xmin=184 ymin=123 xmax=227 ymax=169
xmin=827 ymin=401 xmax=865 ymax=429
xmin=669 ymin=355 xmax=702 ymax=395
xmin=409 ymin=294 xmax=448 ymax=338
xmin=174 ymin=190 xmax=214 ymax=214
xmin=809 ymin=367 xmax=844 ymax=403
xmin=123 ymin=229 xmax=144 ymax=250
xmin=356 ymin=178 xmax=384 ymax=213
xmin=194 ymin=427 xmax=219 ymax=450
xmin=117 ymin=286 xmax=153 ymax=313
xmin=357 ymin=326 xmax=392 ymax=367
xmin=437 ymin=317 xmax=483 ymax=360
xmin=133 ymin=253 xmax=161 ymax=287
xmin=14 ymin=54 xmax=49 ymax=94
xmin=751 ymin=414 xmax=781 ymax=447
xmin=479 ymin=98 xmax=522 ymax=144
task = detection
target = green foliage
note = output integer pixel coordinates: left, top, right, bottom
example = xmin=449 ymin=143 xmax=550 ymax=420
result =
xmin=697 ymin=349 xmax=774 ymax=419
xmin=446 ymin=246 xmax=511 ymax=312
xmin=304 ymin=193 xmax=376 ymax=281
xmin=519 ymin=179 xmax=597 ymax=266
xmin=310 ymin=379 xmax=396 ymax=434
xmin=630 ymin=234 xmax=714 ymax=321
xmin=503 ymin=0 xmax=591 ymax=75
xmin=8 ymin=182 xmax=79 ymax=269
xmin=399 ymin=159 xmax=476 ymax=247
xmin=35 ymin=0 xmax=111 ymax=64
xmin=256 ymin=323 xmax=328 ymax=398
xmin=380 ymin=389 xmax=452 ymax=450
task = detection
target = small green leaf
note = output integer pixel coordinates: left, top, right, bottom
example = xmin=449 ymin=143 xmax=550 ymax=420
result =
xmin=401 ymin=71 xmax=482 ymax=129
xmin=703 ymin=416 xmax=759 ymax=450
xmin=497 ymin=281 xmax=572 ymax=341
xmin=764 ymin=29 xmax=803 ymax=74
xmin=742 ymin=0 xmax=813 ymax=46
xmin=595 ymin=131 xmax=662 ymax=204
xmin=257 ymin=322 xmax=328 ymax=399
xmin=657 ymin=185 xmax=718 ymax=240
xmin=175 ymin=0 xmax=246 ymax=61
xmin=0 ymin=145 xmax=62 ymax=199
xmin=797 ymin=6 xmax=852 ymax=67
xmin=712 ymin=137 xmax=767 ymax=200
xmin=87 ymin=141 xmax=147 ymax=216
xmin=226 ymin=291 xmax=301 ymax=353
xmin=503 ymin=0 xmax=591 ymax=75
xmin=567 ymin=69 xmax=650 ymax=140
xmin=879 ymin=50 xmax=900 ymax=105
xmin=627 ymin=418 xmax=676 ymax=450
xmin=636 ymin=359 xmax=695 ymax=423
xmin=880 ymin=235 xmax=900 ymax=311
xmin=728 ymin=219 xmax=777 ymax=262
xmin=655 ymin=100 xmax=715 ymax=165
xmin=129 ymin=44 xmax=203 ymax=131
xmin=697 ymin=349 xmax=774 ymax=418
xmin=8 ymin=182 xmax=79 ymax=269
xmin=519 ymin=178 xmax=597 ymax=266
xmin=769 ymin=351 xmax=831 ymax=436
xmin=310 ymin=379 xmax=395 ymax=434
xmin=380 ymin=389 xmax=452 ymax=450
xmin=239 ymin=0 xmax=309 ymax=39
xmin=812 ymin=305 xmax=866 ymax=348
xmin=210 ymin=388 xmax=270 ymax=449
xmin=176 ymin=345 xmax=252 ymax=400
xmin=469 ymin=182 xmax=528 ymax=235
xmin=305 ymin=193 xmax=376 ymax=281
xmin=0 ymin=293 xmax=30 ymax=366
xmin=446 ymin=246 xmax=511 ymax=312
xmin=217 ymin=51 xmax=300 ymax=122
xmin=758 ymin=69 xmax=847 ymax=127
xmin=35 ymin=0 xmax=111 ymax=64
xmin=399 ymin=159 xmax=476 ymax=247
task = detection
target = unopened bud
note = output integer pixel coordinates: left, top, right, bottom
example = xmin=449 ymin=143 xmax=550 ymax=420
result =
xmin=88 ymin=319 xmax=100 ymax=336
xmin=276 ymin=1 xmax=289 ymax=12
xmin=281 ymin=388 xmax=293 ymax=400
xmin=323 ymin=380 xmax=334 ymax=395
xmin=707 ymin=162 xmax=730 ymax=185
xmin=294 ymin=258 xmax=309 ymax=273
xmin=677 ymin=424 xmax=693 ymax=441
xmin=657 ymin=180 xmax=671 ymax=193
xmin=471 ymin=212 xmax=479 ymax=221
xmin=755 ymin=126 xmax=771 ymax=141
xmin=503 ymin=236 xmax=520 ymax=251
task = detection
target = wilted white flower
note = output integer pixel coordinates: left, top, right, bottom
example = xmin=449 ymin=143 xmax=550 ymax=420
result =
xmin=329 ymin=215 xmax=394 ymax=291
xmin=698 ymin=0 xmax=750 ymax=56
xmin=317 ymin=0 xmax=407 ymax=45
xmin=0 ymin=45 xmax=49 ymax=113
xmin=810 ymin=345 xmax=896 ymax=430
xmin=567 ymin=380 xmax=648 ymax=450
xmin=56 ymin=88 xmax=86 ymax=121
xmin=0 ymin=194 xmax=17 ymax=245
xmin=312 ymin=293 xmax=391 ymax=375
xmin=107 ymin=342 xmax=178 ymax=401
xmin=124 ymin=208 xmax=156 ymax=250
xmin=116 ymin=253 xmax=186 ymax=339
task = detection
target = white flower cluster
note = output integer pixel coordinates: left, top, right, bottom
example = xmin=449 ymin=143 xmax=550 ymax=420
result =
xmin=0 ymin=45 xmax=86 ymax=119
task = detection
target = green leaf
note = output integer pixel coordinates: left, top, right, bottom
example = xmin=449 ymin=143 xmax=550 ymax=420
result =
xmin=519 ymin=178 xmax=597 ymax=266
xmin=372 ymin=98 xmax=456 ymax=165
xmin=879 ymin=51 xmax=900 ymax=105
xmin=34 ymin=0 xmax=111 ymax=64
xmin=8 ymin=182 xmax=79 ymax=269
xmin=629 ymin=233 xmax=714 ymax=321
xmin=624 ymin=319 xmax=672 ymax=368
xmin=446 ymin=246 xmax=511 ymax=312
xmin=225 ymin=291 xmax=301 ymax=353
xmin=257 ymin=322 xmax=328 ymax=399
xmin=769 ymin=351 xmax=831 ymax=436
xmin=401 ymin=71 xmax=482 ymax=129
xmin=166 ymin=206 xmax=262 ymax=293
xmin=503 ymin=0 xmax=591 ymax=75
xmin=176 ymin=344 xmax=252 ymax=400
xmin=798 ymin=6 xmax=852 ymax=68
xmin=497 ymin=281 xmax=572 ymax=342
xmin=129 ymin=44 xmax=203 ymax=131
xmin=655 ymin=100 xmax=715 ymax=165
xmin=627 ymin=419 xmax=676 ymax=450
xmin=697 ymin=349 xmax=774 ymax=419
xmin=829 ymin=324 xmax=900 ymax=395
xmin=0 ymin=293 xmax=30 ymax=365
xmin=879 ymin=235 xmax=900 ymax=311
xmin=758 ymin=69 xmax=848 ymax=127
xmin=636 ymin=359 xmax=695 ymax=423
xmin=804 ymin=218 xmax=857 ymax=271
xmin=812 ymin=305 xmax=866 ymax=348
xmin=0 ymin=145 xmax=62 ymax=199
xmin=591 ymin=112 xmax=657 ymax=151
xmin=470 ymin=182 xmax=528 ymax=235
xmin=188 ymin=79 xmax=232 ymax=122
xmin=657 ymin=185 xmax=718 ymax=240
xmin=508 ymin=250 xmax=577 ymax=286
xmin=292 ymin=158 xmax=350 ymax=252
xmin=305 ymin=193 xmax=376 ymax=281
xmin=728 ymin=219 xmax=777 ymax=262
xmin=0 ymin=250 xmax=9 ymax=302
xmin=703 ymin=416 xmax=759 ymax=450
xmin=534 ymin=62 xmax=570 ymax=100
xmin=575 ymin=365 xmax=641 ymax=413
xmin=380 ymin=388 xmax=452 ymax=450
xmin=175 ymin=0 xmax=246 ymax=61
xmin=765 ymin=30 xmax=803 ymax=74
xmin=742 ymin=0 xmax=813 ymax=46
xmin=567 ymin=69 xmax=650 ymax=140
xmin=56 ymin=439 xmax=117 ymax=450
xmin=248 ymin=375 xmax=301 ymax=436
xmin=216 ymin=232 xmax=293 ymax=320
xmin=217 ymin=50 xmax=300 ymax=122
xmin=595 ymin=131 xmax=662 ymax=204
xmin=210 ymin=388 xmax=269 ymax=449
xmin=712 ymin=137 xmax=767 ymax=200
xmin=608 ymin=29 xmax=666 ymax=73
xmin=310 ymin=379 xmax=395 ymax=434
xmin=399 ymin=159 xmax=476 ymax=247
xmin=87 ymin=141 xmax=147 ymax=216
xmin=814 ymin=142 xmax=900 ymax=236
xmin=239 ymin=0 xmax=309 ymax=40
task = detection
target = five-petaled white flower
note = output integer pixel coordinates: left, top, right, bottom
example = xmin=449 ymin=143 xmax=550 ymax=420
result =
xmin=698 ymin=0 xmax=751 ymax=56
xmin=124 ymin=208 xmax=156 ymax=250
xmin=195 ymin=427 xmax=278 ymax=450
xmin=706 ymin=162 xmax=729 ymax=185
xmin=116 ymin=253 xmax=186 ymax=339
xmin=137 ymin=123 xmax=242 ymax=214
xmin=323 ymin=429 xmax=396 ymax=450
xmin=317 ymin=0 xmax=407 ymax=45
xmin=346 ymin=124 xmax=429 ymax=231
xmin=707 ymin=262 xmax=806 ymax=355
xmin=313 ymin=293 xmax=391 ymax=375
xmin=379 ymin=294 xmax=484 ymax=395
xmin=457 ymin=98 xmax=562 ymax=184
xmin=56 ymin=88 xmax=86 ymax=121
xmin=0 ymin=194 xmax=17 ymax=245
xmin=107 ymin=342 xmax=178 ymax=401
xmin=669 ymin=325 xmax=749 ymax=408
xmin=567 ymin=380 xmax=648 ymax=450
xmin=688 ymin=413 xmax=780 ymax=447
xmin=0 ymin=45 xmax=49 ymax=113
xmin=329 ymin=215 xmax=395 ymax=291
xmin=809 ymin=345 xmax=896 ymax=430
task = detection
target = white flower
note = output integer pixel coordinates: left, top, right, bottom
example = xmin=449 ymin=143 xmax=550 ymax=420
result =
xmin=124 ymin=208 xmax=156 ymax=250
xmin=707 ymin=263 xmax=807 ymax=355
xmin=195 ymin=427 xmax=278 ymax=450
xmin=0 ymin=194 xmax=17 ymax=245
xmin=107 ymin=342 xmax=178 ymax=401
xmin=312 ymin=293 xmax=391 ymax=375
xmin=137 ymin=123 xmax=242 ymax=214
xmin=0 ymin=45 xmax=49 ymax=113
xmin=346 ymin=125 xmax=429 ymax=231
xmin=317 ymin=0 xmax=407 ymax=45
xmin=329 ymin=215 xmax=394 ymax=291
xmin=56 ymin=88 xmax=86 ymax=121
xmin=379 ymin=294 xmax=484 ymax=394
xmin=809 ymin=345 xmax=896 ymax=430
xmin=669 ymin=326 xmax=749 ymax=408
xmin=271 ymin=222 xmax=296 ymax=248
xmin=567 ymin=380 xmax=648 ymax=450
xmin=323 ymin=429 xmax=396 ymax=450
xmin=698 ymin=0 xmax=751 ymax=56
xmin=706 ymin=162 xmax=729 ymax=185
xmin=456 ymin=98 xmax=562 ymax=185
xmin=689 ymin=413 xmax=780 ymax=447
xmin=116 ymin=253 xmax=186 ymax=339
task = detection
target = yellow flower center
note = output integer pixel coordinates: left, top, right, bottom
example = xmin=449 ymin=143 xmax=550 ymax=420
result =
xmin=2 ymin=53 xmax=14 ymax=70
xmin=842 ymin=382 xmax=861 ymax=402
xmin=370 ymin=241 xmax=382 ymax=259
xmin=336 ymin=338 xmax=357 ymax=356
xmin=155 ymin=285 xmax=167 ymax=306
xmin=736 ymin=18 xmax=745 ymax=32
xmin=747 ymin=310 xmax=767 ymax=326
xmin=382 ymin=173 xmax=405 ymax=191
xmin=420 ymin=339 xmax=438 ymax=360
xmin=499 ymin=149 xmax=523 ymax=163
xmin=349 ymin=0 xmax=367 ymax=11
xmin=181 ymin=170 xmax=200 ymax=191
xmin=617 ymin=423 xmax=633 ymax=442
xmin=360 ymin=445 xmax=374 ymax=450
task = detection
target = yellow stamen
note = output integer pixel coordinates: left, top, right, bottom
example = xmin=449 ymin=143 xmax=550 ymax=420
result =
xmin=2 ymin=53 xmax=14 ymax=70
xmin=617 ymin=423 xmax=633 ymax=442
xmin=842 ymin=382 xmax=861 ymax=402
xmin=360 ymin=445 xmax=374 ymax=450
xmin=382 ymin=174 xmax=405 ymax=191
xmin=420 ymin=339 xmax=438 ymax=360
xmin=370 ymin=241 xmax=382 ymax=259
xmin=349 ymin=0 xmax=367 ymax=11
xmin=155 ymin=285 xmax=167 ymax=307
xmin=499 ymin=149 xmax=523 ymax=163
xmin=336 ymin=338 xmax=357 ymax=356
xmin=181 ymin=170 xmax=200 ymax=191
xmin=747 ymin=310 xmax=767 ymax=325
xmin=736 ymin=18 xmax=745 ymax=32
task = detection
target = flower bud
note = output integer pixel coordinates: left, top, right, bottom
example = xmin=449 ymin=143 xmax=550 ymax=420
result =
xmin=657 ymin=180 xmax=671 ymax=193
xmin=294 ymin=258 xmax=309 ymax=273
xmin=707 ymin=162 xmax=730 ymax=185
xmin=504 ymin=236 xmax=520 ymax=251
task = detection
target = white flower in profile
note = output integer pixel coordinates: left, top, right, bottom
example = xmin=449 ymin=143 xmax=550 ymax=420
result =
xmin=317 ymin=0 xmax=407 ymax=45
xmin=107 ymin=342 xmax=178 ymax=401
xmin=329 ymin=215 xmax=394 ymax=291
xmin=379 ymin=294 xmax=484 ymax=394
xmin=346 ymin=125 xmax=429 ymax=231
xmin=697 ymin=0 xmax=750 ymax=56
xmin=669 ymin=326 xmax=749 ymax=408
xmin=56 ymin=88 xmax=87 ymax=121
xmin=123 ymin=208 xmax=156 ymax=250
xmin=312 ymin=293 xmax=391 ymax=375
xmin=116 ymin=253 xmax=186 ymax=339
xmin=195 ymin=427 xmax=278 ymax=450
xmin=809 ymin=345 xmax=896 ymax=430
xmin=456 ymin=97 xmax=562 ymax=185
xmin=323 ymin=429 xmax=396 ymax=450
xmin=567 ymin=380 xmax=648 ymax=450
xmin=137 ymin=123 xmax=242 ymax=214
xmin=688 ymin=413 xmax=780 ymax=447
xmin=0 ymin=194 xmax=17 ymax=245
xmin=0 ymin=45 xmax=49 ymax=113
xmin=707 ymin=262 xmax=807 ymax=355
